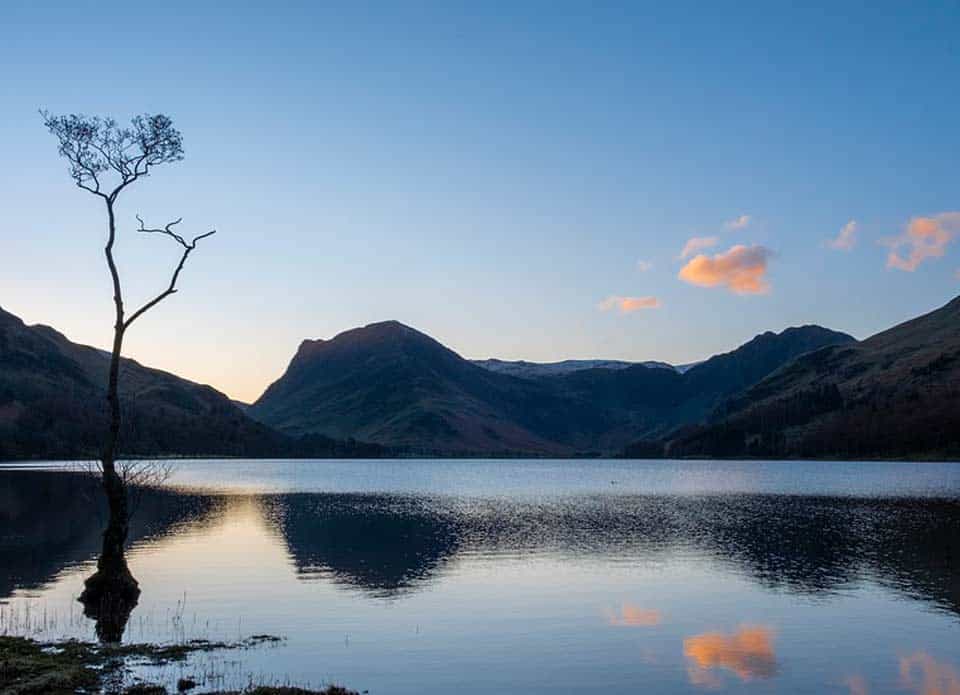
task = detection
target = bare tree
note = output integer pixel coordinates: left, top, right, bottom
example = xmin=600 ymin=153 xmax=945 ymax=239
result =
xmin=42 ymin=111 xmax=215 ymax=620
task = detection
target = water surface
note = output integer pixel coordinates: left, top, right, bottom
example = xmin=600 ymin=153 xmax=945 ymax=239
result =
xmin=2 ymin=459 xmax=959 ymax=694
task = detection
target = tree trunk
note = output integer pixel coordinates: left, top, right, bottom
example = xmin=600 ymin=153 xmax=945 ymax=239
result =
xmin=79 ymin=199 xmax=140 ymax=643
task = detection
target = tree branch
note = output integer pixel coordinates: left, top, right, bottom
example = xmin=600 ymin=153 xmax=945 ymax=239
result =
xmin=123 ymin=216 xmax=216 ymax=330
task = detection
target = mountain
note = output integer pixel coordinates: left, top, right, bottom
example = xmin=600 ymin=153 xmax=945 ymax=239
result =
xmin=664 ymin=296 xmax=960 ymax=459
xmin=540 ymin=325 xmax=855 ymax=445
xmin=250 ymin=320 xmax=853 ymax=454
xmin=676 ymin=325 xmax=857 ymax=422
xmin=249 ymin=321 xmax=605 ymax=454
xmin=1 ymin=300 xmax=871 ymax=459
xmin=0 ymin=306 xmax=382 ymax=460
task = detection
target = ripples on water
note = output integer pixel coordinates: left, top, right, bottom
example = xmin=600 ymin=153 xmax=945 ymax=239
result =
xmin=1 ymin=459 xmax=959 ymax=694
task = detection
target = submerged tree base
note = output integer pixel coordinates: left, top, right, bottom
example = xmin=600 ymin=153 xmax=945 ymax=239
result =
xmin=79 ymin=563 xmax=142 ymax=644
xmin=0 ymin=636 xmax=358 ymax=695
xmin=80 ymin=565 xmax=141 ymax=605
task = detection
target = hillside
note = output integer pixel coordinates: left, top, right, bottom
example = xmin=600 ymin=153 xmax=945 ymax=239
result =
xmin=0 ymin=306 xmax=382 ymax=460
xmin=2 ymin=300 xmax=876 ymax=459
xmin=665 ymin=296 xmax=960 ymax=459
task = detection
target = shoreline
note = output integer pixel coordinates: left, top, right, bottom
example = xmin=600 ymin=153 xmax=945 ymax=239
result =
xmin=0 ymin=635 xmax=357 ymax=695
xmin=2 ymin=454 xmax=959 ymax=465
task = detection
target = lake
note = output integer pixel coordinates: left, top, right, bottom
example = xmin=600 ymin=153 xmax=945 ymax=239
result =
xmin=2 ymin=459 xmax=960 ymax=694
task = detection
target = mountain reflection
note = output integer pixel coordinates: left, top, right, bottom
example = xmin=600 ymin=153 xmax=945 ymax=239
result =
xmin=3 ymin=471 xmax=960 ymax=624
xmin=683 ymin=625 xmax=778 ymax=686
xmin=264 ymin=493 xmax=461 ymax=597
xmin=257 ymin=492 xmax=960 ymax=617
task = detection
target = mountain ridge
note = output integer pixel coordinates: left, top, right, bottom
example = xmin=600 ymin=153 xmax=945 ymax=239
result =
xmin=250 ymin=318 xmax=854 ymax=454
xmin=6 ymin=296 xmax=953 ymax=460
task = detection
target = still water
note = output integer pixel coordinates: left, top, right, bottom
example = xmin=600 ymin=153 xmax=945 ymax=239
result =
xmin=2 ymin=459 xmax=960 ymax=694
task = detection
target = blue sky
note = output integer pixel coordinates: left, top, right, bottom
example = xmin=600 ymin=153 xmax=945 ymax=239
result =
xmin=2 ymin=2 xmax=958 ymax=401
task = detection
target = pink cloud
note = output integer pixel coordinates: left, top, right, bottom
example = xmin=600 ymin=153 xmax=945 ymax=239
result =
xmin=679 ymin=236 xmax=719 ymax=259
xmin=884 ymin=212 xmax=960 ymax=271
xmin=678 ymin=244 xmax=773 ymax=295
xmin=827 ymin=220 xmax=858 ymax=251
xmin=598 ymin=295 xmax=661 ymax=313
xmin=636 ymin=259 xmax=654 ymax=272
xmin=725 ymin=214 xmax=751 ymax=230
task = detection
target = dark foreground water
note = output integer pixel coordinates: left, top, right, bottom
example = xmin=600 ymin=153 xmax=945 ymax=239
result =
xmin=2 ymin=459 xmax=960 ymax=694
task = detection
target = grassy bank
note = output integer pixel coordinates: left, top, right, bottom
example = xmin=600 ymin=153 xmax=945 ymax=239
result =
xmin=0 ymin=636 xmax=357 ymax=695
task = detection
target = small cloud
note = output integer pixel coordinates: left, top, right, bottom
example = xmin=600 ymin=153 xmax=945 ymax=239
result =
xmin=883 ymin=212 xmax=960 ymax=271
xmin=955 ymin=268 xmax=960 ymax=280
xmin=684 ymin=625 xmax=778 ymax=686
xmin=636 ymin=259 xmax=654 ymax=272
xmin=827 ymin=220 xmax=858 ymax=251
xmin=899 ymin=652 xmax=960 ymax=695
xmin=598 ymin=296 xmax=661 ymax=314
xmin=607 ymin=604 xmax=663 ymax=627
xmin=678 ymin=244 xmax=773 ymax=295
xmin=725 ymin=214 xmax=751 ymax=230
xmin=679 ymin=236 xmax=719 ymax=260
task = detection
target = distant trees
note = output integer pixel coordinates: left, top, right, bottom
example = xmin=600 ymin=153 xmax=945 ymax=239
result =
xmin=42 ymin=111 xmax=215 ymax=638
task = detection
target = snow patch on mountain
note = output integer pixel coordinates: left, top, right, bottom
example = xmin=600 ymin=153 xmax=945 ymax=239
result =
xmin=472 ymin=358 xmax=682 ymax=378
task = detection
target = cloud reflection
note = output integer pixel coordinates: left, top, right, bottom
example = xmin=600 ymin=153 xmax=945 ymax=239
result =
xmin=684 ymin=625 xmax=777 ymax=686
xmin=843 ymin=674 xmax=869 ymax=695
xmin=899 ymin=652 xmax=960 ymax=695
xmin=606 ymin=603 xmax=662 ymax=627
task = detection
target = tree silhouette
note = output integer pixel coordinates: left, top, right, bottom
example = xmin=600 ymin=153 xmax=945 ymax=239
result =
xmin=42 ymin=111 xmax=215 ymax=637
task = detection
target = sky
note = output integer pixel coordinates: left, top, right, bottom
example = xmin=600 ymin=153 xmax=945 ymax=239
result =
xmin=2 ymin=2 xmax=959 ymax=402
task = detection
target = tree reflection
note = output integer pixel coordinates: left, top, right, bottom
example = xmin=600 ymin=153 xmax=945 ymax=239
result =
xmin=0 ymin=471 xmax=214 ymax=641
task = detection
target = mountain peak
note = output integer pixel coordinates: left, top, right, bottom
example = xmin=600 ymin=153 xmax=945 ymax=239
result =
xmin=363 ymin=319 xmax=413 ymax=331
xmin=331 ymin=320 xmax=429 ymax=342
xmin=289 ymin=321 xmax=432 ymax=366
xmin=325 ymin=320 xmax=438 ymax=352
xmin=352 ymin=320 xmax=427 ymax=341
